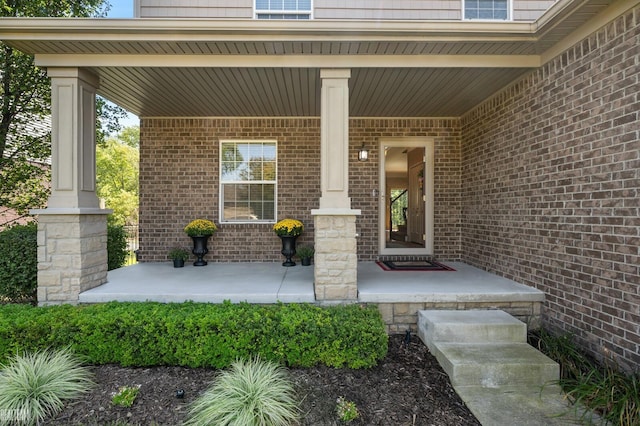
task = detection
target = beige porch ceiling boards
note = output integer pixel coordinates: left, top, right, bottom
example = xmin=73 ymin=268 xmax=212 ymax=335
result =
xmin=0 ymin=0 xmax=625 ymax=118
xmin=89 ymin=67 xmax=531 ymax=118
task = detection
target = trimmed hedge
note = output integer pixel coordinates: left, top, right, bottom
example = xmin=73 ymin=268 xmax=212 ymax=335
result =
xmin=0 ymin=302 xmax=388 ymax=369
xmin=0 ymin=223 xmax=38 ymax=302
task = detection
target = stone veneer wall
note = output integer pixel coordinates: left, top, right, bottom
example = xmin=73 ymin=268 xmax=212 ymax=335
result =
xmin=139 ymin=118 xmax=462 ymax=262
xmin=379 ymin=301 xmax=542 ymax=334
xmin=461 ymin=6 xmax=639 ymax=370
xmin=36 ymin=214 xmax=108 ymax=304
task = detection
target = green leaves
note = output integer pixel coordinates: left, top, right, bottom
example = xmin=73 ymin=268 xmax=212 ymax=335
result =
xmin=0 ymin=302 xmax=388 ymax=369
xmin=0 ymin=223 xmax=37 ymax=302
xmin=97 ymin=132 xmax=139 ymax=227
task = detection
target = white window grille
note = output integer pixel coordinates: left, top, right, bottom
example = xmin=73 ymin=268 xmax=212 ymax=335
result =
xmin=220 ymin=140 xmax=277 ymax=223
xmin=464 ymin=0 xmax=509 ymax=20
xmin=255 ymin=0 xmax=312 ymax=19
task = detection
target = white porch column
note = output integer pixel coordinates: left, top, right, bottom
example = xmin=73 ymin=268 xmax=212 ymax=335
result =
xmin=312 ymin=69 xmax=360 ymax=302
xmin=31 ymin=68 xmax=111 ymax=305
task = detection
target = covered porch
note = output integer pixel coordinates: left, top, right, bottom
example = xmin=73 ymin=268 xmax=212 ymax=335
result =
xmin=80 ymin=261 xmax=545 ymax=332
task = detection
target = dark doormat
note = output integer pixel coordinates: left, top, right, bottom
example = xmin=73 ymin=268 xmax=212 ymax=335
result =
xmin=376 ymin=260 xmax=456 ymax=271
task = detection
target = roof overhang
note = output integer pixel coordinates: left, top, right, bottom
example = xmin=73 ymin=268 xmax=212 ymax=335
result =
xmin=0 ymin=0 xmax=632 ymax=117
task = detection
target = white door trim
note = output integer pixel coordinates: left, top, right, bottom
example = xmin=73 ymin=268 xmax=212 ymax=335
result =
xmin=378 ymin=137 xmax=434 ymax=256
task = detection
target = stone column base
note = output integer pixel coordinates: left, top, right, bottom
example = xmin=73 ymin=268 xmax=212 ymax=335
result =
xmin=32 ymin=209 xmax=111 ymax=305
xmin=312 ymin=209 xmax=361 ymax=301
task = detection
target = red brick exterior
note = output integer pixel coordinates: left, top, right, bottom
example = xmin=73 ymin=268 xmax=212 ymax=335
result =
xmin=140 ymin=118 xmax=461 ymax=263
xmin=461 ymin=7 xmax=639 ymax=370
xmin=139 ymin=6 xmax=638 ymax=370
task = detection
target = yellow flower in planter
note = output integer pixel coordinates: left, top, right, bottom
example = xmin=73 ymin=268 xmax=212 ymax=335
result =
xmin=184 ymin=219 xmax=218 ymax=237
xmin=273 ymin=218 xmax=304 ymax=237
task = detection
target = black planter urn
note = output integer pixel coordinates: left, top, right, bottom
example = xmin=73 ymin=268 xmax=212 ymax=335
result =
xmin=191 ymin=235 xmax=210 ymax=266
xmin=279 ymin=235 xmax=297 ymax=267
xmin=173 ymin=259 xmax=185 ymax=268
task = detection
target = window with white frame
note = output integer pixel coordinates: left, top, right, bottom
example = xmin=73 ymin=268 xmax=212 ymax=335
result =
xmin=464 ymin=0 xmax=509 ymax=20
xmin=255 ymin=0 xmax=311 ymax=19
xmin=220 ymin=140 xmax=277 ymax=223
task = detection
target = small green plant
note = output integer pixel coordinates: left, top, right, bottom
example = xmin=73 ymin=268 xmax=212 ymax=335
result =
xmin=0 ymin=348 xmax=94 ymax=425
xmin=168 ymin=247 xmax=189 ymax=261
xmin=111 ymin=384 xmax=141 ymax=407
xmin=296 ymin=245 xmax=314 ymax=259
xmin=336 ymin=396 xmax=359 ymax=422
xmin=185 ymin=357 xmax=299 ymax=426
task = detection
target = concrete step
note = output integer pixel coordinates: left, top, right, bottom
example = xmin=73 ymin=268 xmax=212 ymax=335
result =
xmin=418 ymin=309 xmax=527 ymax=346
xmin=454 ymin=385 xmax=579 ymax=426
xmin=417 ymin=309 xmax=571 ymax=425
xmin=432 ymin=342 xmax=560 ymax=388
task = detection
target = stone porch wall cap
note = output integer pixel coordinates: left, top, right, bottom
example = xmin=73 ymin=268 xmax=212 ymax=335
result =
xmin=311 ymin=208 xmax=361 ymax=216
xmin=30 ymin=208 xmax=113 ymax=215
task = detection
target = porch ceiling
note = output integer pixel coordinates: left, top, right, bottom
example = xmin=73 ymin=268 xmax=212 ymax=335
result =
xmin=0 ymin=0 xmax=621 ymax=118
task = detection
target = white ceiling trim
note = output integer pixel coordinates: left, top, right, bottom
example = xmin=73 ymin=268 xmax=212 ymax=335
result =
xmin=35 ymin=54 xmax=541 ymax=68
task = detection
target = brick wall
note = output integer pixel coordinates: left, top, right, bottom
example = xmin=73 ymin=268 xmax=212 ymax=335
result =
xmin=139 ymin=117 xmax=462 ymax=262
xmin=139 ymin=118 xmax=320 ymax=262
xmin=461 ymin=7 xmax=640 ymax=370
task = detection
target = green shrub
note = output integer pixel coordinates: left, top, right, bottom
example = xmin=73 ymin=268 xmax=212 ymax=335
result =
xmin=107 ymin=223 xmax=128 ymax=270
xmin=0 ymin=223 xmax=37 ymax=303
xmin=0 ymin=348 xmax=94 ymax=425
xmin=185 ymin=357 xmax=299 ymax=426
xmin=0 ymin=302 xmax=388 ymax=369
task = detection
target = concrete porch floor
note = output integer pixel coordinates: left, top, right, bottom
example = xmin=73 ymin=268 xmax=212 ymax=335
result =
xmin=79 ymin=261 xmax=544 ymax=305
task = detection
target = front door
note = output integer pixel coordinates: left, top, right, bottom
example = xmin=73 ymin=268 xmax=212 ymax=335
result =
xmin=379 ymin=138 xmax=434 ymax=255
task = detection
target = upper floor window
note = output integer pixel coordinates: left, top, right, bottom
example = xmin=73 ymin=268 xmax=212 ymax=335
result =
xmin=255 ymin=0 xmax=312 ymax=19
xmin=220 ymin=140 xmax=277 ymax=223
xmin=464 ymin=0 xmax=509 ymax=20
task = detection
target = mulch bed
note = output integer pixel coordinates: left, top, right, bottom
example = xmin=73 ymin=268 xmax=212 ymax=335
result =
xmin=50 ymin=334 xmax=480 ymax=425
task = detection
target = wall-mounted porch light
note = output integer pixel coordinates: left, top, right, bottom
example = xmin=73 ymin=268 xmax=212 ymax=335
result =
xmin=358 ymin=143 xmax=369 ymax=162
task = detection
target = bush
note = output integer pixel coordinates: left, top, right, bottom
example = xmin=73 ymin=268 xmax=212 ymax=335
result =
xmin=0 ymin=302 xmax=388 ymax=369
xmin=106 ymin=223 xmax=128 ymax=271
xmin=185 ymin=357 xmax=299 ymax=426
xmin=0 ymin=223 xmax=37 ymax=303
xmin=0 ymin=348 xmax=94 ymax=425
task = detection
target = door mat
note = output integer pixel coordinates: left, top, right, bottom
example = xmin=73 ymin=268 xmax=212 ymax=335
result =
xmin=376 ymin=260 xmax=455 ymax=271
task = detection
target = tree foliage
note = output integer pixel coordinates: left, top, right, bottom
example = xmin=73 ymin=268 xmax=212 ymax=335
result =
xmin=0 ymin=0 xmax=126 ymax=227
xmin=96 ymin=127 xmax=139 ymax=226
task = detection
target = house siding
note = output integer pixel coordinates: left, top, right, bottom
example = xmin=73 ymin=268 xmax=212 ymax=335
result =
xmin=461 ymin=6 xmax=640 ymax=370
xmin=138 ymin=0 xmax=550 ymax=21
xmin=513 ymin=1 xmax=557 ymax=21
xmin=139 ymin=117 xmax=462 ymax=263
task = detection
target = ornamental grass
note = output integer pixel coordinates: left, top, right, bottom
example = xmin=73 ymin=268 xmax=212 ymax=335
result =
xmin=185 ymin=357 xmax=299 ymax=426
xmin=0 ymin=348 xmax=94 ymax=425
